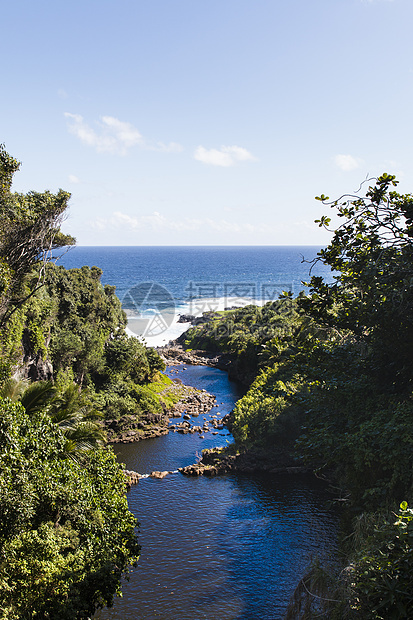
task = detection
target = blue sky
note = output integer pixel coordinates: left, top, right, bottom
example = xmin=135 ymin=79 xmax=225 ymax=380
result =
xmin=2 ymin=0 xmax=412 ymax=245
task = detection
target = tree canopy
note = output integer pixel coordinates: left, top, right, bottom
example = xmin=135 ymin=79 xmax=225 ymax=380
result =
xmin=0 ymin=144 xmax=75 ymax=327
xmin=0 ymin=398 xmax=140 ymax=619
xmin=301 ymin=173 xmax=413 ymax=391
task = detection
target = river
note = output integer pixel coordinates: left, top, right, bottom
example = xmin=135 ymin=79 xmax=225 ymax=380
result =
xmin=95 ymin=364 xmax=338 ymax=620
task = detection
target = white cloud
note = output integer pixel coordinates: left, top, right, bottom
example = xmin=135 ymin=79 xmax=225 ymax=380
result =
xmin=100 ymin=116 xmax=144 ymax=150
xmin=64 ymin=113 xmax=183 ymax=155
xmin=194 ymin=145 xmax=256 ymax=167
xmin=334 ymin=154 xmax=363 ymax=171
xmin=68 ymin=174 xmax=80 ymax=184
xmin=91 ymin=211 xmax=269 ymax=234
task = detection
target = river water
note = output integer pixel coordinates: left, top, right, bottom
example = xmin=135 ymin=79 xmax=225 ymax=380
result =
xmin=95 ymin=364 xmax=338 ymax=620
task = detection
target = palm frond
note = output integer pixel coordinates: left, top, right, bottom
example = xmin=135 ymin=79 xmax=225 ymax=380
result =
xmin=0 ymin=377 xmax=29 ymax=401
xmin=20 ymin=380 xmax=56 ymax=414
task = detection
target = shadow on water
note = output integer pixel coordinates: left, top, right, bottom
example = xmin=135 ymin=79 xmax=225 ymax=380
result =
xmin=95 ymin=366 xmax=338 ymax=620
xmin=212 ymin=473 xmax=339 ymax=620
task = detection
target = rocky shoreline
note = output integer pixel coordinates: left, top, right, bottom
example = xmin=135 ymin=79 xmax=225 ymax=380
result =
xmin=157 ymin=343 xmax=233 ymax=371
xmin=124 ymin=468 xmax=175 ymax=489
xmin=124 ymin=444 xmax=306 ymax=489
xmin=111 ymin=375 xmax=228 ymax=489
xmin=105 ymin=382 xmax=218 ymax=444
xmin=179 ymin=446 xmax=307 ymax=477
xmin=157 ymin=343 xmax=256 ymax=385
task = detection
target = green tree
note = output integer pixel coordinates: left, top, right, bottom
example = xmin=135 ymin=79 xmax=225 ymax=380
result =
xmin=301 ymin=173 xmax=413 ymax=391
xmin=46 ymin=264 xmax=126 ymax=386
xmin=49 ymin=383 xmax=106 ymax=455
xmin=0 ymin=378 xmax=106 ymax=456
xmin=0 ymin=398 xmax=140 ymax=619
xmin=0 ymin=145 xmax=75 ymax=328
xmin=349 ymin=502 xmax=413 ymax=619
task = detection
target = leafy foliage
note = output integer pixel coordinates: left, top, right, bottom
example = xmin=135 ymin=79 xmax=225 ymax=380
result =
xmin=0 ymin=144 xmax=75 ymax=327
xmin=0 ymin=147 xmax=168 ymax=615
xmin=182 ymin=298 xmax=302 ymax=381
xmin=349 ymin=502 xmax=413 ymax=619
xmin=189 ymin=174 xmax=413 ymax=617
xmin=0 ymin=257 xmax=167 ymax=421
xmin=0 ymin=398 xmax=140 ymax=619
xmin=213 ymin=175 xmax=413 ymax=508
xmin=45 ymin=264 xmax=126 ymax=386
xmin=303 ymin=173 xmax=413 ymax=391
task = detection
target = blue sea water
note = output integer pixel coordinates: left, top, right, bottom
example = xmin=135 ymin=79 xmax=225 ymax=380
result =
xmin=60 ymin=245 xmax=331 ymax=302
xmin=60 ymin=246 xmax=332 ymax=346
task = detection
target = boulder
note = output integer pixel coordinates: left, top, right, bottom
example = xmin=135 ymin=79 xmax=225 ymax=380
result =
xmin=124 ymin=470 xmax=141 ymax=488
xmin=150 ymin=470 xmax=170 ymax=479
xmin=177 ymin=314 xmax=196 ymax=323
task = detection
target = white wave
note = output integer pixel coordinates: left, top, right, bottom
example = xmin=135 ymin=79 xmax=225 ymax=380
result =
xmin=126 ymin=295 xmax=267 ymax=347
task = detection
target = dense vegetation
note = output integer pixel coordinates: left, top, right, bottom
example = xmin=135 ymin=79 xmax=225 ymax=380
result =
xmin=182 ymin=298 xmax=302 ymax=383
xmin=0 ymin=146 xmax=171 ymax=618
xmin=183 ymin=174 xmax=413 ymax=619
xmin=2 ymin=141 xmax=412 ymax=617
xmin=0 ymin=399 xmax=140 ymax=619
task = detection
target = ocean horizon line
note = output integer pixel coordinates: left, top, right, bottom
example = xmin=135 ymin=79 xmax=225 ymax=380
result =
xmin=65 ymin=244 xmax=324 ymax=249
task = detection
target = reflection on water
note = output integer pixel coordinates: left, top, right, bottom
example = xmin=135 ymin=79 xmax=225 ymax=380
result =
xmin=95 ymin=366 xmax=338 ymax=620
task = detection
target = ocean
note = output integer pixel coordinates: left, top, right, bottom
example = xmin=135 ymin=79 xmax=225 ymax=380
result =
xmin=60 ymin=246 xmax=332 ymax=346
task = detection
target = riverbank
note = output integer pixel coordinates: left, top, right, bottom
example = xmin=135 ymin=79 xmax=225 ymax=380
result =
xmin=114 ymin=343 xmax=303 ymax=484
xmin=159 ymin=349 xmax=303 ymax=478
xmin=158 ymin=342 xmax=256 ymax=385
xmin=104 ymin=381 xmax=217 ymax=444
xmin=158 ymin=342 xmax=233 ymax=370
xmin=179 ymin=445 xmax=307 ymax=476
